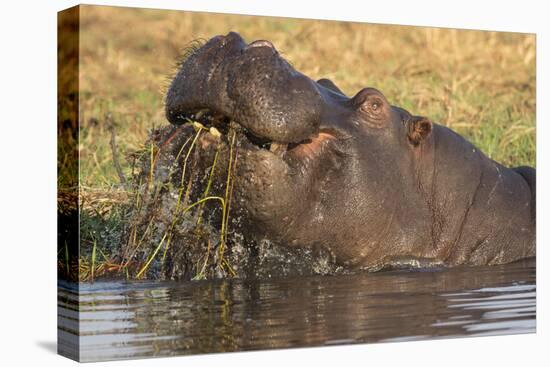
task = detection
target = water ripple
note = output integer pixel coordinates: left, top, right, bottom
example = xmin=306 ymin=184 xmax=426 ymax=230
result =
xmin=58 ymin=258 xmax=536 ymax=362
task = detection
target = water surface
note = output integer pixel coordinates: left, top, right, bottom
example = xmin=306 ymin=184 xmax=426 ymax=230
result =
xmin=58 ymin=258 xmax=535 ymax=362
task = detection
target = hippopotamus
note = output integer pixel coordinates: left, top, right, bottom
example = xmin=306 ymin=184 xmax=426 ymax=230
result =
xmin=158 ymin=31 xmax=535 ymax=271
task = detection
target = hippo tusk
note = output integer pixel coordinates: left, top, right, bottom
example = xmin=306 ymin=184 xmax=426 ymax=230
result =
xmin=269 ymin=142 xmax=288 ymax=155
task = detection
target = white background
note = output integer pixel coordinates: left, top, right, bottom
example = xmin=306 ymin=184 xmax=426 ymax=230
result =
xmin=0 ymin=0 xmax=548 ymax=365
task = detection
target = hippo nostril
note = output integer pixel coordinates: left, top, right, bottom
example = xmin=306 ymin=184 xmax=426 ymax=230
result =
xmin=223 ymin=32 xmax=245 ymax=45
xmin=247 ymin=40 xmax=275 ymax=49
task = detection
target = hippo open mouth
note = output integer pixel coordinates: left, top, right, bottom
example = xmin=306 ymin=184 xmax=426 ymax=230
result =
xmin=167 ymin=106 xmax=339 ymax=166
xmin=165 ymin=32 xmax=347 ymax=165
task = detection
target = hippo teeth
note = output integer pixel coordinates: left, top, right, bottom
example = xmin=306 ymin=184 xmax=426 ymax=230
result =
xmin=269 ymin=143 xmax=288 ymax=155
xmin=193 ymin=109 xmax=208 ymax=120
xmin=178 ymin=108 xmax=295 ymax=155
xmin=208 ymin=126 xmax=222 ymax=138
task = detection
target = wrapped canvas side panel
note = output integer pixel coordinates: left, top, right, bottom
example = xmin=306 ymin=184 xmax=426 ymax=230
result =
xmin=57 ymin=5 xmax=80 ymax=362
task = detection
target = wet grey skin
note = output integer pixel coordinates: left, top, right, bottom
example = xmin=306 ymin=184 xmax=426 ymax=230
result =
xmin=162 ymin=32 xmax=535 ymax=270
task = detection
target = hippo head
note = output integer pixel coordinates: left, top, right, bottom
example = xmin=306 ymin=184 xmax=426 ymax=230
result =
xmin=165 ymin=32 xmax=439 ymax=267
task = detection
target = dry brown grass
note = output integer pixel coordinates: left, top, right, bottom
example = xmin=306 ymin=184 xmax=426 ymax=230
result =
xmin=77 ymin=5 xmax=535 ymax=189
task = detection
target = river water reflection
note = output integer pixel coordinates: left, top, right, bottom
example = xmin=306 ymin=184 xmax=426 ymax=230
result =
xmin=58 ymin=258 xmax=535 ymax=362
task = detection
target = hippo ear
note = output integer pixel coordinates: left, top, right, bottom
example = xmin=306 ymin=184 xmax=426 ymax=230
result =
xmin=317 ymin=78 xmax=346 ymax=96
xmin=406 ymin=116 xmax=432 ymax=146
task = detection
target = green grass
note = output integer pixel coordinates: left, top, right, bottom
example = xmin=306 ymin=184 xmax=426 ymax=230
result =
xmin=61 ymin=5 xmax=535 ymax=281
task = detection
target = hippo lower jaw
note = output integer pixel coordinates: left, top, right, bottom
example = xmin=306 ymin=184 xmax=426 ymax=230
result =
xmin=171 ymin=106 xmax=346 ymax=245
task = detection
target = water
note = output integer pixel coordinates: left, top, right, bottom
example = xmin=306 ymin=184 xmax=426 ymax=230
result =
xmin=58 ymin=258 xmax=536 ymax=362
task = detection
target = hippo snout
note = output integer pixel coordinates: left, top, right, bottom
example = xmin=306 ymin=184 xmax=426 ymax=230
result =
xmin=165 ymin=32 xmax=323 ymax=144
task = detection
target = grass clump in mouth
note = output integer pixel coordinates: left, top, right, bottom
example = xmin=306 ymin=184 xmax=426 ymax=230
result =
xmin=124 ymin=119 xmax=241 ymax=281
xmin=62 ymin=116 xmax=243 ymax=282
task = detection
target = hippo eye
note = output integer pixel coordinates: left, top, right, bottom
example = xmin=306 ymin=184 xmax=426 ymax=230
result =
xmin=360 ymin=96 xmax=383 ymax=115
